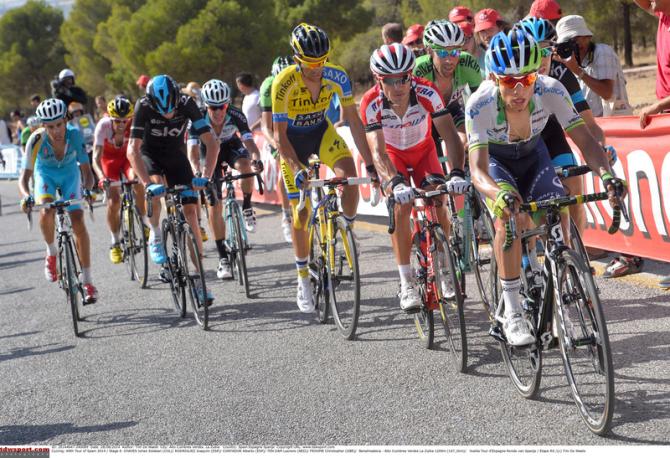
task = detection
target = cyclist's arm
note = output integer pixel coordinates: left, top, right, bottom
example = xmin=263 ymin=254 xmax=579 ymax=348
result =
xmin=18 ymin=168 xmax=33 ymax=197
xmin=92 ymin=145 xmax=106 ymax=181
xmin=127 ymin=138 xmax=151 ymax=186
xmin=578 ymin=108 xmax=605 ymax=144
xmin=79 ymin=162 xmax=94 ymax=190
xmin=242 ymin=138 xmax=261 ymax=161
xmin=434 ymin=114 xmax=465 ymax=172
xmin=365 ymin=130 xmax=398 ymax=188
xmin=469 ymin=145 xmax=501 ymax=202
xmin=187 ymin=143 xmax=201 ymax=175
xmin=566 ymin=124 xmax=612 ymax=178
xmin=199 ymin=131 xmax=218 ymax=179
xmin=260 ymin=112 xmax=277 ymax=149
xmin=342 ymin=104 xmax=374 ymax=166
xmin=274 ymin=121 xmax=302 ymax=172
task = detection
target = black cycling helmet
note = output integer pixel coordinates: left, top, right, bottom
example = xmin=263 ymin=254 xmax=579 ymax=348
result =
xmin=146 ymin=74 xmax=180 ymax=115
xmin=290 ymin=23 xmax=330 ymax=60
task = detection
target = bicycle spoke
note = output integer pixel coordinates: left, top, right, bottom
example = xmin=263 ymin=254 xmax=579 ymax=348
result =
xmin=328 ymin=218 xmax=360 ymax=340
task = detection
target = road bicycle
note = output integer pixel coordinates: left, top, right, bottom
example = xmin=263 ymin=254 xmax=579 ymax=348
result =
xmin=147 ymin=185 xmax=210 ymax=330
xmin=486 ymin=185 xmax=626 ymax=435
xmin=213 ymin=164 xmax=264 ymax=298
xmin=297 ymin=159 xmax=370 ymax=340
xmin=387 ymin=183 xmax=467 ymax=373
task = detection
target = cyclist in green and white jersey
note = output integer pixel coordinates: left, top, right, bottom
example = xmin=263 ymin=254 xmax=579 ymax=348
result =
xmin=260 ymin=56 xmax=294 ymax=243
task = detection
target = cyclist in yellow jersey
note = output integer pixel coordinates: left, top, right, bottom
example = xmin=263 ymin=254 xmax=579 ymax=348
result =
xmin=272 ymin=23 xmax=377 ymax=313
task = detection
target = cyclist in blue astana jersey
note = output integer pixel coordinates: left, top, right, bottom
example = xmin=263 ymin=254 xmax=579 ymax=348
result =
xmin=18 ymin=98 xmax=98 ymax=304
xmin=467 ymin=29 xmax=626 ymax=346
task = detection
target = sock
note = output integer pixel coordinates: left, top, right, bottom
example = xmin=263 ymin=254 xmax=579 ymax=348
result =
xmin=501 ymin=277 xmax=522 ymax=316
xmin=111 ymin=232 xmax=120 ymax=244
xmin=295 ymin=256 xmax=309 ymax=280
xmin=343 ymin=213 xmax=356 ymax=227
xmin=282 ymin=208 xmax=292 ymax=220
xmin=81 ymin=267 xmax=92 ymax=284
xmin=243 ymin=193 xmax=252 ymax=210
xmin=46 ymin=243 xmax=57 ymax=257
xmin=398 ymin=264 xmax=413 ymax=288
xmin=149 ymin=224 xmax=161 ymax=244
xmin=215 ymin=239 xmax=228 ymax=260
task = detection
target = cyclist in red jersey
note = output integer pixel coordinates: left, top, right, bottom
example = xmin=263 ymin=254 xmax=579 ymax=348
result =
xmin=92 ymin=96 xmax=145 ymax=264
xmin=361 ymin=43 xmax=468 ymax=312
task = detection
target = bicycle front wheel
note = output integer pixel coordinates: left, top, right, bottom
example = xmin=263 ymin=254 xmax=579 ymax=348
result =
xmin=231 ymin=204 xmax=250 ymax=298
xmin=163 ymin=219 xmax=186 ymax=318
xmin=434 ymin=227 xmax=467 ymax=373
xmin=556 ymin=249 xmax=614 ymax=435
xmin=410 ymin=232 xmax=433 ymax=349
xmin=122 ymin=203 xmax=149 ymax=288
xmin=62 ymin=237 xmax=82 ymax=337
xmin=309 ymin=223 xmax=329 ymax=324
xmin=327 ymin=217 xmax=360 ymax=340
xmin=182 ymin=223 xmax=209 ymax=330
xmin=472 ymin=200 xmax=497 ymax=318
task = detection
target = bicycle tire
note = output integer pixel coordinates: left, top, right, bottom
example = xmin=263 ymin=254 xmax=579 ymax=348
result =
xmin=122 ymin=203 xmax=149 ymax=288
xmin=162 ymin=219 xmax=186 ymax=318
xmin=328 ymin=217 xmax=361 ymax=340
xmin=410 ymin=231 xmax=434 ymax=349
xmin=472 ymin=201 xmax=497 ymax=319
xmin=309 ymin=223 xmax=329 ymax=324
xmin=182 ymin=223 xmax=209 ymax=330
xmin=63 ymin=237 xmax=82 ymax=337
xmin=232 ymin=204 xmax=250 ymax=297
xmin=555 ymin=249 xmax=614 ymax=435
xmin=434 ymin=227 xmax=468 ymax=373
xmin=569 ymin=219 xmax=592 ymax=268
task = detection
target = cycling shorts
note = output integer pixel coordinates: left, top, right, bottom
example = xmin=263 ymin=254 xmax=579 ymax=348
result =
xmin=142 ymin=150 xmax=197 ymax=204
xmin=486 ymin=137 xmax=566 ymax=221
xmin=34 ymin=166 xmax=83 ymax=212
xmin=542 ymin=115 xmax=578 ymax=167
xmin=203 ymin=138 xmax=252 ymax=201
xmin=102 ymin=154 xmax=132 ymax=182
xmin=388 ymin=139 xmax=445 ymax=187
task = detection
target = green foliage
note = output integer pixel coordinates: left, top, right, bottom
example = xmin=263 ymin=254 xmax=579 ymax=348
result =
xmin=331 ymin=28 xmax=380 ymax=84
xmin=0 ymin=0 xmax=65 ymax=115
xmin=276 ymin=0 xmax=374 ymax=40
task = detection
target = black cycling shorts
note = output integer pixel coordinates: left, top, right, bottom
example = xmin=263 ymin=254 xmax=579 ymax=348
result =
xmin=142 ymin=150 xmax=197 ymax=204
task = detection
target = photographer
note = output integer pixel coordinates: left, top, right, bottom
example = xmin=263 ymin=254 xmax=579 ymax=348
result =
xmin=555 ymin=15 xmax=631 ymax=117
xmin=50 ymin=68 xmax=88 ymax=107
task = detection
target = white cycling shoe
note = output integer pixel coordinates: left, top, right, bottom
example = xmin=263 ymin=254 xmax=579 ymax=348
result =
xmin=296 ymin=281 xmax=315 ymax=313
xmin=399 ymin=284 xmax=422 ymax=313
xmin=216 ymin=258 xmax=233 ymax=280
xmin=504 ymin=313 xmax=535 ymax=346
xmin=243 ymin=208 xmax=257 ymax=233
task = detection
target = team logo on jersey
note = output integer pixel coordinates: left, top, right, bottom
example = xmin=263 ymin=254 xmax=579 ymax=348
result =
xmin=150 ymin=125 xmax=187 ymax=137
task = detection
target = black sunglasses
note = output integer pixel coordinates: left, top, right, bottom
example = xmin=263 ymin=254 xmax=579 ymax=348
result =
xmin=208 ymin=103 xmax=229 ymax=111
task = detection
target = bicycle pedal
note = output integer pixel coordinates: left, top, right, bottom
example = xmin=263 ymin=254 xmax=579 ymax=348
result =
xmin=488 ymin=324 xmax=505 ymax=343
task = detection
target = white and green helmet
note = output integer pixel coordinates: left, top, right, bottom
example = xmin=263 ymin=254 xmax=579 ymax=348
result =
xmin=423 ymin=19 xmax=465 ymax=48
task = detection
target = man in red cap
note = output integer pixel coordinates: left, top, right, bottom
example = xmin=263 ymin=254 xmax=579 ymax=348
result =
xmin=529 ymin=0 xmax=563 ymax=24
xmin=448 ymin=6 xmax=474 ymax=25
xmin=402 ymin=23 xmax=426 ymax=57
xmin=136 ymin=74 xmax=150 ymax=93
xmin=474 ymin=9 xmax=508 ymax=76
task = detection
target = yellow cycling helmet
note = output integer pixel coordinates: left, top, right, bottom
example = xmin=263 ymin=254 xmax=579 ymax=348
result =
xmin=290 ymin=23 xmax=330 ymax=61
xmin=107 ymin=96 xmax=134 ymax=119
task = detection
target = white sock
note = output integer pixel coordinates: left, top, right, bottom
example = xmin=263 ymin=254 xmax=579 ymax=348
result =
xmin=149 ymin=224 xmax=161 ymax=244
xmin=343 ymin=213 xmax=356 ymax=227
xmin=111 ymin=232 xmax=121 ymax=244
xmin=46 ymin=243 xmax=57 ymax=256
xmin=398 ymin=264 xmax=413 ymax=288
xmin=501 ymin=277 xmax=522 ymax=316
xmin=81 ymin=267 xmax=92 ymax=284
xmin=282 ymin=209 xmax=292 ymax=220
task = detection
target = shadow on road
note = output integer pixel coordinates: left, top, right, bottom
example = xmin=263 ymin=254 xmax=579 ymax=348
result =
xmin=0 ymin=420 xmax=138 ymax=445
xmin=0 ymin=257 xmax=42 ymax=271
xmin=0 ymin=343 xmax=75 ymax=364
xmin=78 ymin=308 xmax=194 ymax=339
xmin=0 ymin=286 xmax=35 ymax=296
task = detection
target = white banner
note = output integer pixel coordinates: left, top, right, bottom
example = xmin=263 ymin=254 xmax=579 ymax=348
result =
xmin=0 ymin=144 xmax=22 ymax=179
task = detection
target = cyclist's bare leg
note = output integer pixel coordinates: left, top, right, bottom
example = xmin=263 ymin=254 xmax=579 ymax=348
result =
xmin=147 ymin=175 xmax=164 ymax=230
xmin=494 ymin=213 xmax=529 ymax=280
xmin=332 ymin=157 xmax=359 ymax=220
xmin=128 ymin=169 xmax=146 ymax=217
xmin=70 ymin=210 xmax=91 ymax=268
xmin=39 ymin=201 xmax=56 ymax=248
xmin=107 ymin=186 xmax=121 ymax=236
xmin=562 ymin=175 xmax=586 ymax=237
xmin=391 ymin=203 xmax=413 ymax=265
xmin=184 ymin=202 xmax=204 ymax=270
xmin=291 ymin=206 xmax=310 ymax=259
xmin=208 ymin=200 xmax=225 ymax=241
xmin=235 ymin=158 xmax=254 ymax=195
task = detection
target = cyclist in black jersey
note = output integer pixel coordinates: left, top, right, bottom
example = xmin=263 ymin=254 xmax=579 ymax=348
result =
xmin=127 ymin=75 xmax=219 ymax=283
xmin=188 ymin=79 xmax=263 ymax=280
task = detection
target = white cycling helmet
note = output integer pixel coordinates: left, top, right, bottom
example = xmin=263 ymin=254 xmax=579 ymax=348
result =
xmin=36 ymin=98 xmax=68 ymax=122
xmin=201 ymin=79 xmax=231 ymax=107
xmin=59 ymin=68 xmax=75 ymax=81
xmin=26 ymin=115 xmax=41 ymax=128
xmin=370 ymin=43 xmax=416 ymax=76
xmin=423 ymin=20 xmax=465 ymax=48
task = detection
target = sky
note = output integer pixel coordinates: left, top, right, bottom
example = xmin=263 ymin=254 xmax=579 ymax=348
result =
xmin=0 ymin=0 xmax=75 ymax=16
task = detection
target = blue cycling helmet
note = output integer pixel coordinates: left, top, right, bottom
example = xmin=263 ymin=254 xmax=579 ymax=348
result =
xmin=486 ymin=29 xmax=541 ymax=76
xmin=146 ymin=74 xmax=180 ymax=115
xmin=517 ymin=17 xmax=556 ymax=43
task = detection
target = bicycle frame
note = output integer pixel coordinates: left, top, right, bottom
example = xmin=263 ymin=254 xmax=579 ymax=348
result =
xmin=410 ymin=197 xmax=443 ymax=312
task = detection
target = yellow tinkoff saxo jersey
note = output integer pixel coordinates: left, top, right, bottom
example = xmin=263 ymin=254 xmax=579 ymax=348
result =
xmin=271 ymin=63 xmax=355 ymax=132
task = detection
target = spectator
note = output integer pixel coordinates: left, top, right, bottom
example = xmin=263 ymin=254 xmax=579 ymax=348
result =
xmin=448 ymin=6 xmax=474 ymax=26
xmin=136 ymin=74 xmax=150 ymax=93
xmin=0 ymin=118 xmax=11 ymax=145
xmin=29 ymin=94 xmax=41 ymax=113
xmin=529 ymin=0 xmax=563 ymax=25
xmin=556 ymin=15 xmax=632 ymax=118
xmin=635 ymin=0 xmax=670 ymax=288
xmin=10 ymin=110 xmax=24 ymax=145
xmin=474 ymin=9 xmax=511 ymax=76
xmin=20 ymin=116 xmax=40 ymax=148
xmin=402 ymin=24 xmax=426 ymax=57
xmin=51 ymin=68 xmax=88 ymax=107
xmin=381 ymin=23 xmax=403 ymax=44
xmin=95 ymin=95 xmax=107 ymax=121
xmin=182 ymin=81 xmax=203 ymax=108
xmin=449 ymin=6 xmax=477 ymax=56
xmin=235 ymin=73 xmax=261 ymax=131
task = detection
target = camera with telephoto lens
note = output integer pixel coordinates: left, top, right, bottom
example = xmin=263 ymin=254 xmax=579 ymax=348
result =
xmin=556 ymin=40 xmax=578 ymax=59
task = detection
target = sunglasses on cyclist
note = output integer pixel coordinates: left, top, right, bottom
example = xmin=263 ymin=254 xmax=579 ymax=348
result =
xmin=380 ymin=74 xmax=412 ymax=86
xmin=433 ymin=48 xmax=461 ymax=59
xmin=295 ymin=54 xmax=328 ymax=69
xmin=111 ymin=118 xmax=129 ymax=124
xmin=496 ymin=72 xmax=538 ymax=89
xmin=208 ymin=103 xmax=229 ymax=112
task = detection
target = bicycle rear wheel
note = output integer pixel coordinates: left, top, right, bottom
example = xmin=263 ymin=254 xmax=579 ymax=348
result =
xmin=327 ymin=217 xmax=360 ymax=340
xmin=182 ymin=222 xmax=209 ymax=330
xmin=434 ymin=227 xmax=467 ymax=373
xmin=231 ymin=204 xmax=250 ymax=298
xmin=555 ymin=249 xmax=614 ymax=435
xmin=162 ymin=219 xmax=186 ymax=318
xmin=309 ymin=223 xmax=329 ymax=324
xmin=410 ymin=232 xmax=434 ymax=349
xmin=472 ymin=201 xmax=497 ymax=318
xmin=122 ymin=203 xmax=149 ymax=288
xmin=62 ymin=237 xmax=82 ymax=337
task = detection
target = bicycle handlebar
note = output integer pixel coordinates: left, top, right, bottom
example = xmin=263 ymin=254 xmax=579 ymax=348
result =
xmin=296 ymin=176 xmax=372 ymax=212
xmin=554 ymin=164 xmax=592 ymax=178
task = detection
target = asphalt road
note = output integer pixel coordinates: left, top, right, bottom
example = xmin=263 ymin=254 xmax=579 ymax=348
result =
xmin=0 ymin=180 xmax=669 ymax=447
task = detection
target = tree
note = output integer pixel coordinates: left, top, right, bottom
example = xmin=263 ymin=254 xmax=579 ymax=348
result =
xmin=0 ymin=0 xmax=65 ymax=114
xmin=275 ymin=0 xmax=374 ymax=40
